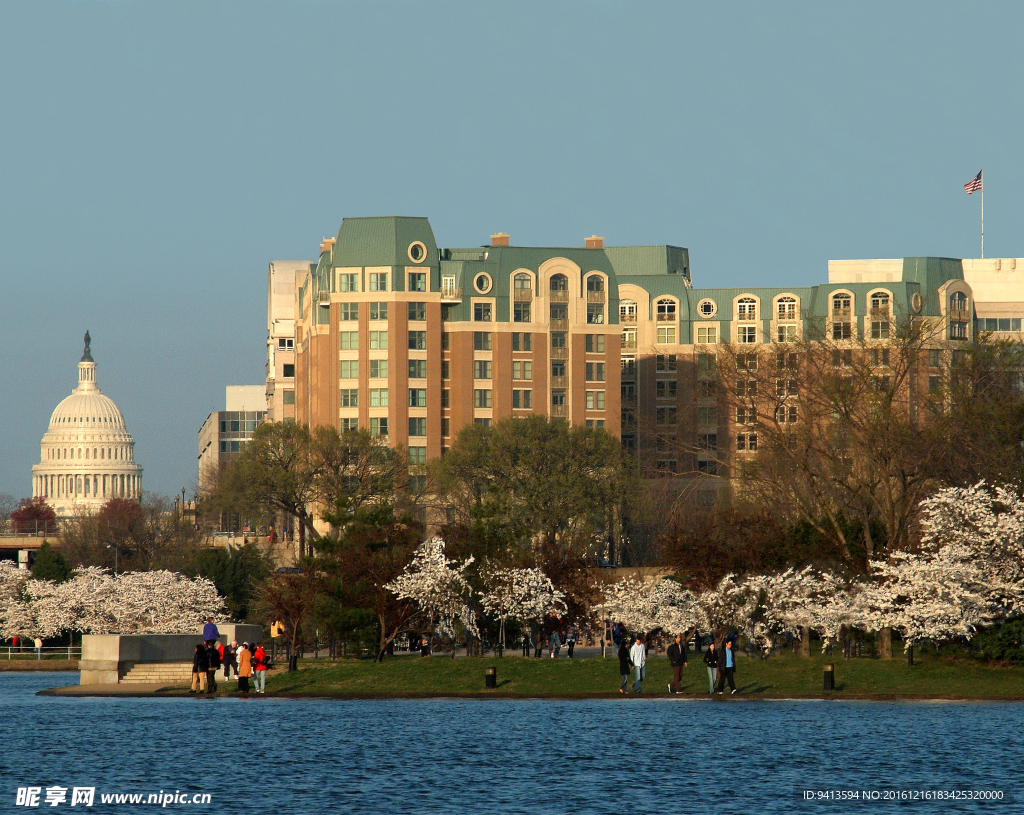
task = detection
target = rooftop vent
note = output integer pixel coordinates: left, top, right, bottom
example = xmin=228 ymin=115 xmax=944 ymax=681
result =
xmin=585 ymin=235 xmax=604 ymax=249
xmin=490 ymin=233 xmax=510 ymax=247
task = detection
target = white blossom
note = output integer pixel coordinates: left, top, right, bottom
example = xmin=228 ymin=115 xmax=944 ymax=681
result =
xmin=480 ymin=565 xmax=566 ymax=650
xmin=598 ymin=576 xmax=700 ymax=636
xmin=386 ymin=538 xmax=478 ymax=641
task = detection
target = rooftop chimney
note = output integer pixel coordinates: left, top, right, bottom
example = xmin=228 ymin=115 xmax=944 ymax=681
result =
xmin=490 ymin=232 xmax=510 ymax=247
xmin=585 ymin=235 xmax=604 ymax=249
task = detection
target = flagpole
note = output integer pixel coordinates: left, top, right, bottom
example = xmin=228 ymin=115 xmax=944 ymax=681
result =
xmin=980 ymin=173 xmax=984 ymax=258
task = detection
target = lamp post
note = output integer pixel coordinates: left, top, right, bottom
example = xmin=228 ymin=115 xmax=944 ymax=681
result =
xmin=181 ymin=488 xmax=186 ymax=521
xmin=106 ymin=544 xmax=118 ymax=575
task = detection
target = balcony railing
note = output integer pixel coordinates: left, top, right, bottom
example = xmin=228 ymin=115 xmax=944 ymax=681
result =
xmin=550 ymin=347 xmax=569 ymax=360
xmin=587 ymin=290 xmax=606 ymax=303
xmin=657 ymin=313 xmax=677 ymax=322
xmin=551 ymin=375 xmax=568 ymax=388
xmin=622 ymin=338 xmax=637 ymax=350
xmin=832 ymin=308 xmax=852 ymax=318
xmin=549 ymin=290 xmax=569 ymax=302
xmin=620 ymin=313 xmax=637 ymax=323
xmin=550 ymin=404 xmax=568 ymax=418
xmin=949 ymin=309 xmax=969 ymax=323
xmin=317 ymin=291 xmax=331 ymax=304
xmin=440 ymin=284 xmax=462 ymax=302
xmin=513 ymin=289 xmax=533 ymax=302
xmin=550 ymin=318 xmax=568 ymax=331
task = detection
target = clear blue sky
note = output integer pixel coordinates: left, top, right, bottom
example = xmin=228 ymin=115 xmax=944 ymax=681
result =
xmin=1 ymin=1 xmax=1020 ymax=499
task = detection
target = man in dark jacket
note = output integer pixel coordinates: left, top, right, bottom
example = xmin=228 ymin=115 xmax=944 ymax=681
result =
xmin=716 ymin=638 xmax=737 ymax=695
xmin=667 ymin=633 xmax=688 ymax=694
xmin=190 ymin=644 xmax=208 ymax=694
xmin=703 ymin=641 xmax=718 ymax=694
xmin=617 ymin=639 xmax=632 ymax=693
xmin=205 ymin=643 xmax=222 ymax=694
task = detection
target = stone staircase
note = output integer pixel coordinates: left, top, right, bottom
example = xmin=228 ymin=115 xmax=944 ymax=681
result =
xmin=120 ymin=662 xmax=193 ymax=686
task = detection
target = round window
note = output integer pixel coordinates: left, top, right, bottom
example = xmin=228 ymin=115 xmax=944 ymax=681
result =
xmin=698 ymin=299 xmax=717 ymax=318
xmin=911 ymin=293 xmax=922 ymax=313
xmin=408 ymin=241 xmax=427 ymax=263
xmin=474 ymin=273 xmax=492 ymax=294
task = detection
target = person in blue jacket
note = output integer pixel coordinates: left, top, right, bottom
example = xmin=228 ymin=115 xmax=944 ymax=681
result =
xmin=716 ymin=638 xmax=737 ymax=695
xmin=203 ymin=617 xmax=219 ymax=645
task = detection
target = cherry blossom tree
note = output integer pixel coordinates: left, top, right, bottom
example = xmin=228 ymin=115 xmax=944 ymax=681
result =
xmin=598 ymin=576 xmax=700 ymax=638
xmin=750 ymin=567 xmax=852 ymax=654
xmin=480 ymin=565 xmax=566 ymax=654
xmin=385 ymin=538 xmax=477 ymax=655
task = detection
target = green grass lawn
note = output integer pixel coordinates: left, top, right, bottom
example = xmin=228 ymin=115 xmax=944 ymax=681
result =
xmin=247 ymin=651 xmax=1024 ymax=700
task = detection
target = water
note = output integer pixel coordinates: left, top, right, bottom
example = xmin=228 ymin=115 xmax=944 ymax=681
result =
xmin=1 ymin=672 xmax=1021 ymax=814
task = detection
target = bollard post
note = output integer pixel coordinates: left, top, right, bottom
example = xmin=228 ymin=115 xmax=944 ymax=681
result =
xmin=485 ymin=666 xmax=497 ymax=689
xmin=823 ymin=663 xmax=835 ymax=691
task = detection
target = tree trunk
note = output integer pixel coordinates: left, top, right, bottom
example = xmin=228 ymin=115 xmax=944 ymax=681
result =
xmin=799 ymin=626 xmax=811 ymax=658
xmin=878 ymin=627 xmax=893 ymax=659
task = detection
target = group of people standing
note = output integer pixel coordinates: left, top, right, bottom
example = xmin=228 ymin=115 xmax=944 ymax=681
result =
xmin=521 ymin=621 xmax=578 ymax=658
xmin=616 ymin=631 xmax=739 ymax=695
xmin=190 ymin=618 xmax=270 ymax=696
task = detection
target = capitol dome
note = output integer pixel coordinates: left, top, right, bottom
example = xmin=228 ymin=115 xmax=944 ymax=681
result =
xmin=32 ymin=333 xmax=143 ymax=516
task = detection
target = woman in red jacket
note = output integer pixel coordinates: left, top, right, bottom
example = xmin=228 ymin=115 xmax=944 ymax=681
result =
xmin=253 ymin=643 xmax=268 ymax=694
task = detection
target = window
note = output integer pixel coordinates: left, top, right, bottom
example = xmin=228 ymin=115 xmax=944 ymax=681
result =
xmin=950 ymin=321 xmax=968 ymax=340
xmin=622 ymin=327 xmax=637 ymax=348
xmin=928 ymin=349 xmax=942 ymax=368
xmin=950 ymin=291 xmax=968 ymax=313
xmin=408 ymin=389 xmax=427 ymax=407
xmin=512 ymin=389 xmax=532 ymax=409
xmin=871 ymin=292 xmax=889 ymax=314
xmin=551 ymin=332 xmax=566 ymax=349
xmin=736 ymin=380 xmax=756 ymax=397
xmin=832 ymin=293 xmax=851 ymax=314
xmin=514 ymin=302 xmax=531 ymax=322
xmin=370 ymin=417 xmax=388 ymax=437
xmin=474 ymin=389 xmax=493 ymax=408
xmin=512 ymin=333 xmax=532 ymax=351
xmin=737 ymin=297 xmax=757 ymax=319
xmin=551 ymin=360 xmax=566 ymax=378
xmin=441 ymin=361 xmax=450 ymax=380
xmin=656 ymin=380 xmax=677 ymax=398
xmin=339 ymin=360 xmax=358 ymax=379
xmin=277 ymin=338 xmax=294 ymax=350
xmin=441 ymin=389 xmax=450 ymax=408
xmin=369 ymin=302 xmax=388 ymax=320
xmin=442 ymin=418 xmax=450 ymax=437
xmin=514 ymin=273 xmax=532 ymax=293
xmin=736 ymin=434 xmax=757 ymax=451
xmin=339 ymin=332 xmax=358 ymax=351
xmin=697 ymin=327 xmax=717 ymax=344
xmin=777 ymin=297 xmax=797 ymax=320
xmin=738 ymin=326 xmax=756 ymax=344
xmin=474 ymin=302 xmax=492 ymax=322
xmin=474 ymin=273 xmax=492 ymax=294
xmin=408 ymin=359 xmax=427 ymax=379
xmin=833 ymin=321 xmax=852 ymax=340
xmin=736 ymin=353 xmax=757 ymax=371
xmin=369 ymin=360 xmax=388 ymax=379
xmin=369 ymin=330 xmax=388 ymax=350
xmin=586 ymin=362 xmax=605 ymax=382
xmin=282 ymin=363 xmax=295 ymax=378
xmin=587 ymin=303 xmax=605 ymax=324
xmin=550 ymin=303 xmax=568 ymax=321
xmin=408 ymin=272 xmax=426 ymax=292
xmin=656 ymin=354 xmax=677 ymax=372
xmin=622 ymin=383 xmax=636 ymax=399
xmin=832 ymin=349 xmax=852 ymax=367
xmin=408 ymin=331 xmax=427 ymax=350
xmin=697 ymin=406 xmax=717 ymax=425
xmin=512 ymin=361 xmax=533 ymax=380
xmin=408 ymin=447 xmax=427 ymax=465
xmin=408 ymin=302 xmax=426 ymax=321
xmin=585 ymin=419 xmax=606 ymax=429
xmin=585 ymin=334 xmax=605 ymax=353
xmin=698 ymin=299 xmax=717 ymax=318
xmin=775 ymin=406 xmax=798 ymax=423
xmin=551 ymin=390 xmax=567 ymax=406
xmin=340 ymin=389 xmax=359 ymax=407
xmin=698 ymin=353 xmax=716 ymax=373
xmin=474 ymin=332 xmax=492 ymax=351
xmin=620 ymin=300 xmax=637 ymax=321
xmin=777 ymin=353 xmax=798 ymax=370
xmin=369 ymin=272 xmax=388 ymax=292
xmin=550 ymin=274 xmax=568 ymax=291
xmin=475 ymin=418 xmax=492 ymax=428
xmin=699 ymin=380 xmax=716 ymax=397
xmin=585 ymin=390 xmax=606 ymax=410
xmin=369 ymin=388 xmax=389 ymax=407
xmin=339 ymin=303 xmax=359 ymax=321
xmin=586 ymin=275 xmax=605 ymax=293
xmin=338 ymin=273 xmax=358 ymax=292
xmin=871 ymin=348 xmax=890 ymax=367
xmin=777 ymin=325 xmax=797 ymax=343
xmin=776 ymin=379 xmax=797 ymax=397
xmin=657 ymin=406 xmax=678 ymax=424
xmin=408 ymin=417 xmax=427 ymax=436
xmin=474 ymin=360 xmax=492 ymax=379
xmin=656 ymin=299 xmax=677 ymax=322
xmin=736 ymin=407 xmax=756 ymax=424
xmin=341 ymin=418 xmax=359 ymax=432
xmin=622 ymin=356 xmax=636 ymax=376
xmin=657 ymin=326 xmax=677 ymax=344
xmin=928 ymin=375 xmax=942 ymax=394
xmin=283 ymin=390 xmax=295 ymax=405
xmin=699 ymin=433 xmax=717 ymax=452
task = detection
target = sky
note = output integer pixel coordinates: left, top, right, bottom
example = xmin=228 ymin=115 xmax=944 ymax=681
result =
xmin=1 ymin=1 xmax=1022 ymax=500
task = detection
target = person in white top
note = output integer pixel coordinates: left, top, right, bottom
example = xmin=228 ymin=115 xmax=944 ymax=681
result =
xmin=629 ymin=636 xmax=647 ymax=693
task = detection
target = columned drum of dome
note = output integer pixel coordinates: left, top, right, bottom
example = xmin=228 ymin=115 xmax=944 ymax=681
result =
xmin=32 ymin=334 xmax=143 ymax=517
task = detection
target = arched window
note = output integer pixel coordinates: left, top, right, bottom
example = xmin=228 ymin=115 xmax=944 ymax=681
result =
xmin=586 ymin=275 xmax=605 ymax=292
xmin=832 ymin=293 xmax=851 ymax=314
xmin=950 ymin=292 xmax=968 ymax=312
xmin=777 ymin=297 xmax=797 ymax=320
xmin=513 ymin=273 xmax=532 ymax=292
xmin=550 ymin=274 xmax=568 ymax=292
xmin=656 ymin=299 xmax=677 ymax=322
xmin=871 ymin=293 xmax=890 ymax=314
xmin=737 ymin=297 xmax=757 ymax=319
xmin=620 ymin=299 xmax=637 ymax=322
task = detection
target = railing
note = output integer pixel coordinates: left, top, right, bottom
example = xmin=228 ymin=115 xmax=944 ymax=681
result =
xmin=622 ymin=338 xmax=637 ymax=350
xmin=550 ymin=404 xmax=568 ymax=418
xmin=832 ymin=308 xmax=851 ymax=318
xmin=657 ymin=313 xmax=677 ymax=322
xmin=549 ymin=290 xmax=569 ymax=302
xmin=550 ymin=347 xmax=569 ymax=360
xmin=620 ymin=313 xmax=637 ymax=323
xmin=513 ymin=289 xmax=533 ymax=302
xmin=439 ymin=284 xmax=462 ymax=302
xmin=550 ymin=318 xmax=568 ymax=331
xmin=4 ymin=646 xmax=82 ymax=660
xmin=318 ymin=290 xmax=331 ymax=304
xmin=587 ymin=290 xmax=606 ymax=303
xmin=550 ymin=376 xmax=568 ymax=388
xmin=870 ymin=307 xmax=890 ymax=318
xmin=948 ymin=309 xmax=969 ymax=323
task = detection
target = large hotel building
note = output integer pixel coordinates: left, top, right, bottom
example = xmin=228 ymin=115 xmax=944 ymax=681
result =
xmin=268 ymin=215 xmax=1023 ymax=506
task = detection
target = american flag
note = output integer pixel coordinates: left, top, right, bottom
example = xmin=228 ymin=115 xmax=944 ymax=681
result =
xmin=964 ymin=170 xmax=983 ymax=194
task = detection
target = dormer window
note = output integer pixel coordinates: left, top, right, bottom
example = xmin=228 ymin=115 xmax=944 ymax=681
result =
xmin=656 ymin=299 xmax=677 ymax=322
xmin=737 ymin=297 xmax=757 ymax=319
xmin=777 ymin=297 xmax=796 ymax=320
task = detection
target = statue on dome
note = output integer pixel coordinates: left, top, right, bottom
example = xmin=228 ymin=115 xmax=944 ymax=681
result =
xmin=81 ymin=330 xmax=93 ymax=363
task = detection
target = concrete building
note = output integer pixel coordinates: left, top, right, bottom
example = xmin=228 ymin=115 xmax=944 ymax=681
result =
xmin=266 ymin=261 xmax=308 ymax=422
xmin=32 ymin=334 xmax=142 ymax=516
xmin=197 ymin=386 xmax=267 ymax=495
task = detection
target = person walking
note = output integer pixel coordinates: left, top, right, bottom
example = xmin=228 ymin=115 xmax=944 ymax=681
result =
xmin=34 ymin=637 xmax=43 ymax=660
xmin=716 ymin=639 xmax=737 ymax=695
xmin=703 ymin=641 xmax=718 ymax=694
xmin=236 ymin=643 xmax=252 ymax=694
xmin=667 ymin=633 xmax=688 ymax=694
xmin=253 ymin=642 xmax=268 ymax=694
xmin=565 ymin=625 xmax=577 ymax=658
xmin=629 ymin=635 xmax=646 ymax=694
xmin=617 ymin=638 xmax=632 ymax=693
xmin=549 ymin=629 xmax=562 ymax=659
xmin=222 ymin=641 xmax=238 ymax=681
xmin=521 ymin=631 xmax=530 ymax=658
xmin=205 ymin=642 xmax=221 ymax=694
xmin=190 ymin=644 xmax=208 ymax=694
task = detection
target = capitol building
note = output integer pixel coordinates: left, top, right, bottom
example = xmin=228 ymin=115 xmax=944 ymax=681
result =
xmin=32 ymin=334 xmax=143 ymax=516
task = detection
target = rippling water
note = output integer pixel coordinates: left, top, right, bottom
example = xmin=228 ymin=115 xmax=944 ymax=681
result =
xmin=2 ymin=672 xmax=1021 ymax=814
